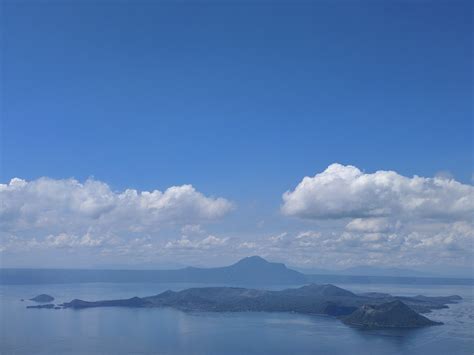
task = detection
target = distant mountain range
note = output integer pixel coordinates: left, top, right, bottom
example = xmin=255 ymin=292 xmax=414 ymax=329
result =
xmin=1 ymin=256 xmax=472 ymax=285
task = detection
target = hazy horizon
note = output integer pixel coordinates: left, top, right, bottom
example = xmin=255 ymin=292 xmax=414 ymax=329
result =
xmin=1 ymin=254 xmax=473 ymax=280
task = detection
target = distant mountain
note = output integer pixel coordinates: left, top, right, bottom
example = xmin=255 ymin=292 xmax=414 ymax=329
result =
xmin=0 ymin=256 xmax=306 ymax=285
xmin=59 ymin=284 xmax=459 ymax=329
xmin=179 ymin=256 xmax=307 ymax=284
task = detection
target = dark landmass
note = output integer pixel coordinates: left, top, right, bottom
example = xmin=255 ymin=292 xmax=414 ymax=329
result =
xmin=29 ymin=294 xmax=54 ymax=302
xmin=2 ymin=256 xmax=472 ymax=285
xmin=343 ymin=300 xmax=443 ymax=328
xmin=26 ymin=303 xmax=55 ymax=309
xmin=58 ymin=283 xmax=460 ymax=328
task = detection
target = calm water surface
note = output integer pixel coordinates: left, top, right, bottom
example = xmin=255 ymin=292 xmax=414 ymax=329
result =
xmin=1 ymin=282 xmax=473 ymax=354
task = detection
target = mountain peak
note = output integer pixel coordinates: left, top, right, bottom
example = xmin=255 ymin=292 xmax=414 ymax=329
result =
xmin=234 ymin=256 xmax=270 ymax=266
xmin=221 ymin=256 xmax=306 ymax=283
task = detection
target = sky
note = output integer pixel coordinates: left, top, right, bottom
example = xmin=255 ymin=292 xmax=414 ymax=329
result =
xmin=1 ymin=0 xmax=473 ymax=274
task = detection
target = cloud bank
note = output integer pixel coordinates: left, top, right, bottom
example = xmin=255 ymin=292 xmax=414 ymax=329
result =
xmin=275 ymin=164 xmax=474 ymax=270
xmin=1 ymin=165 xmax=472 ymax=271
xmin=0 ymin=177 xmax=233 ymax=240
xmin=282 ymin=163 xmax=473 ymax=221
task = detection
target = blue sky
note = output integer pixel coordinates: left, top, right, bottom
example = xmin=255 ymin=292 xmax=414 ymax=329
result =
xmin=1 ymin=0 xmax=473 ymax=271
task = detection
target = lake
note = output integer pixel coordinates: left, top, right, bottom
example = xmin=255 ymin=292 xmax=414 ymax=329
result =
xmin=1 ymin=282 xmax=473 ymax=354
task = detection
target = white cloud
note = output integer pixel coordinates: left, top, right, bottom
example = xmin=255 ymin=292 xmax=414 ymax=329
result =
xmin=181 ymin=224 xmax=205 ymax=236
xmin=258 ymin=221 xmax=474 ymax=269
xmin=282 ymin=163 xmax=474 ymax=221
xmin=1 ymin=166 xmax=473 ymax=271
xmin=238 ymin=241 xmax=257 ymax=249
xmin=268 ymin=232 xmax=287 ymax=243
xmin=275 ymin=164 xmax=474 ymax=269
xmin=0 ymin=177 xmax=233 ymax=244
xmin=200 ymin=235 xmax=228 ymax=247
xmin=44 ymin=233 xmax=107 ymax=248
xmin=0 ymin=232 xmax=117 ymax=252
xmin=165 ymin=235 xmax=228 ymax=250
xmin=345 ymin=218 xmax=398 ymax=233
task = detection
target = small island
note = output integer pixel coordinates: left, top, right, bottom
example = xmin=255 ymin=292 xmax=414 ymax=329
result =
xmin=29 ymin=294 xmax=55 ymax=303
xmin=54 ymin=284 xmax=460 ymax=329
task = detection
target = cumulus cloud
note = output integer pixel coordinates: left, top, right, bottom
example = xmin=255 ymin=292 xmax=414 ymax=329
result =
xmin=254 ymin=220 xmax=474 ymax=269
xmin=1 ymin=166 xmax=473 ymax=271
xmin=0 ymin=177 xmax=233 ymax=243
xmin=345 ymin=218 xmax=399 ymax=233
xmin=238 ymin=241 xmax=258 ymax=249
xmin=275 ymin=164 xmax=474 ymax=269
xmin=0 ymin=232 xmax=117 ymax=252
xmin=268 ymin=232 xmax=287 ymax=243
xmin=181 ymin=224 xmax=206 ymax=236
xmin=282 ymin=163 xmax=474 ymax=221
xmin=165 ymin=235 xmax=229 ymax=250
